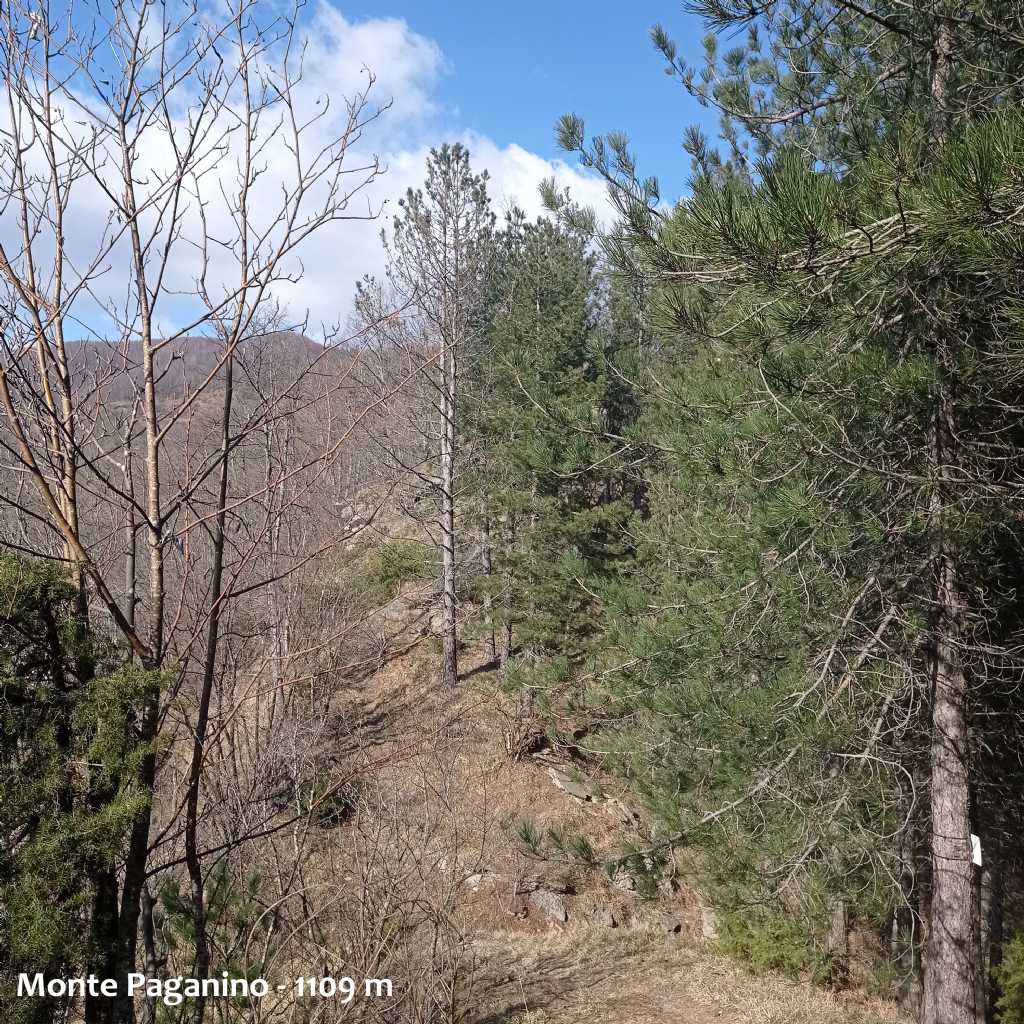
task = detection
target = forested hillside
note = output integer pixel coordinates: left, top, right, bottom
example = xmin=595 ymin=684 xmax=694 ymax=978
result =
xmin=3 ymin=2 xmax=1024 ymax=1024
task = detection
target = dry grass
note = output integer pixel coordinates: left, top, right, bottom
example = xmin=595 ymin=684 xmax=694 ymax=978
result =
xmin=679 ymin=953 xmax=905 ymax=1024
xmin=305 ymin=632 xmax=912 ymax=1024
xmin=471 ymin=922 xmax=907 ymax=1024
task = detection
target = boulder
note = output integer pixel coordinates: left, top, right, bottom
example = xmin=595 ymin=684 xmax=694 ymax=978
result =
xmin=604 ymin=797 xmax=640 ymax=826
xmin=518 ymin=874 xmax=571 ymax=895
xmin=700 ymin=906 xmax=720 ymax=941
xmin=611 ymin=868 xmax=636 ymax=892
xmin=654 ymin=911 xmax=683 ymax=934
xmin=528 ymin=889 xmax=568 ymax=924
xmin=547 ymin=767 xmax=599 ymax=802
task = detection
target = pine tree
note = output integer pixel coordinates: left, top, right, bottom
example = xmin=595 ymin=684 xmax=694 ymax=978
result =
xmin=466 ymin=212 xmax=640 ymax=739
xmin=0 ymin=557 xmax=159 ymax=1024
xmin=559 ymin=5 xmax=1024 ymax=1020
xmin=383 ymin=145 xmax=495 ymax=688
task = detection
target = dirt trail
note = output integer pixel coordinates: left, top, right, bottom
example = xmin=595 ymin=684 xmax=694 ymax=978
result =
xmin=467 ymin=924 xmax=906 ymax=1023
xmin=470 ymin=930 xmax=736 ymax=1024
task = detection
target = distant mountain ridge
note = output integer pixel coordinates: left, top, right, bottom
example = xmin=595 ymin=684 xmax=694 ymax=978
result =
xmin=63 ymin=331 xmax=337 ymax=405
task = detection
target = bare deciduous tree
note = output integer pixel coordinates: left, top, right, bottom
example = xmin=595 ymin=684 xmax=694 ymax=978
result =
xmin=0 ymin=1 xmax=391 ymax=1020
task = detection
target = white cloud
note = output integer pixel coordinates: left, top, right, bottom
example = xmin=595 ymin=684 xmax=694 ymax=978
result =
xmin=303 ymin=3 xmax=447 ymax=138
xmin=285 ymin=134 xmax=613 ymax=335
xmin=0 ymin=3 xmax=609 ymax=341
xmin=460 ymin=135 xmax=611 ymax=221
xmin=273 ymin=9 xmax=614 ymax=335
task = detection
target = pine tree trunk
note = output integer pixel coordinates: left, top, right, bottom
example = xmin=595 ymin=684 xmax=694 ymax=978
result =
xmin=500 ymin=513 xmax=515 ymax=672
xmin=827 ymin=901 xmax=849 ymax=985
xmin=481 ymin=508 xmax=497 ymax=662
xmin=921 ymin=281 xmax=978 ymax=1024
xmin=440 ymin=335 xmax=458 ymax=688
xmin=920 ymin=18 xmax=981 ymax=1024
xmin=980 ymin=844 xmax=1003 ymax=1024
xmin=922 ymin=540 xmax=978 ymax=1024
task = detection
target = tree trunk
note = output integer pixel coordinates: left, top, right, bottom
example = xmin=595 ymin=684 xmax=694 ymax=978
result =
xmin=980 ymin=843 xmax=1004 ymax=1024
xmin=920 ymin=18 xmax=980 ymax=1024
xmin=138 ymin=885 xmax=159 ymax=1024
xmin=827 ymin=900 xmax=849 ymax=986
xmin=185 ymin=343 xmax=235 ymax=1024
xmin=481 ymin=508 xmax=497 ymax=663
xmin=266 ymin=423 xmax=289 ymax=728
xmin=922 ymin=544 xmax=977 ymax=1024
xmin=440 ymin=335 xmax=458 ymax=687
xmin=85 ymin=867 xmax=119 ymax=1024
xmin=921 ymin=552 xmax=974 ymax=1024
xmin=500 ymin=513 xmax=515 ymax=672
xmin=109 ymin=118 xmax=167 ymax=1022
xmin=114 ymin=725 xmax=157 ymax=1024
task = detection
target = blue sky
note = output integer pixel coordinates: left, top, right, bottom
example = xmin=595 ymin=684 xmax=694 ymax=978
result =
xmin=346 ymin=0 xmax=716 ymax=203
xmin=256 ymin=0 xmax=723 ymax=326
xmin=4 ymin=1 xmax=722 ymax=336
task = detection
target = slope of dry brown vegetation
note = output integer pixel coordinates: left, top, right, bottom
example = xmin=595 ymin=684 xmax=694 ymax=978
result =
xmin=269 ymin=571 xmax=911 ymax=1024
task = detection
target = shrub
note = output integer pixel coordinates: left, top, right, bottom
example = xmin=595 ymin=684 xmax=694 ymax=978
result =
xmin=716 ymin=907 xmax=820 ymax=979
xmin=364 ymin=540 xmax=430 ymax=598
xmin=995 ymin=933 xmax=1024 ymax=1023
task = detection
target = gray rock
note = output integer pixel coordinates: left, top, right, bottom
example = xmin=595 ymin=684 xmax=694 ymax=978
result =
xmin=611 ymin=869 xmax=636 ymax=892
xmin=655 ymin=911 xmax=683 ymax=934
xmin=528 ymin=889 xmax=568 ymax=924
xmin=547 ymin=767 xmax=598 ymax=802
xmin=605 ymin=797 xmax=640 ymax=826
xmin=700 ymin=906 xmax=719 ymax=941
xmin=383 ymin=602 xmax=407 ymax=623
xmin=538 ymin=875 xmax=573 ymax=895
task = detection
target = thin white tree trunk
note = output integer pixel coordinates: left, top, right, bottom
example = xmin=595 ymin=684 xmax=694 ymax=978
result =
xmin=440 ymin=335 xmax=458 ymax=687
